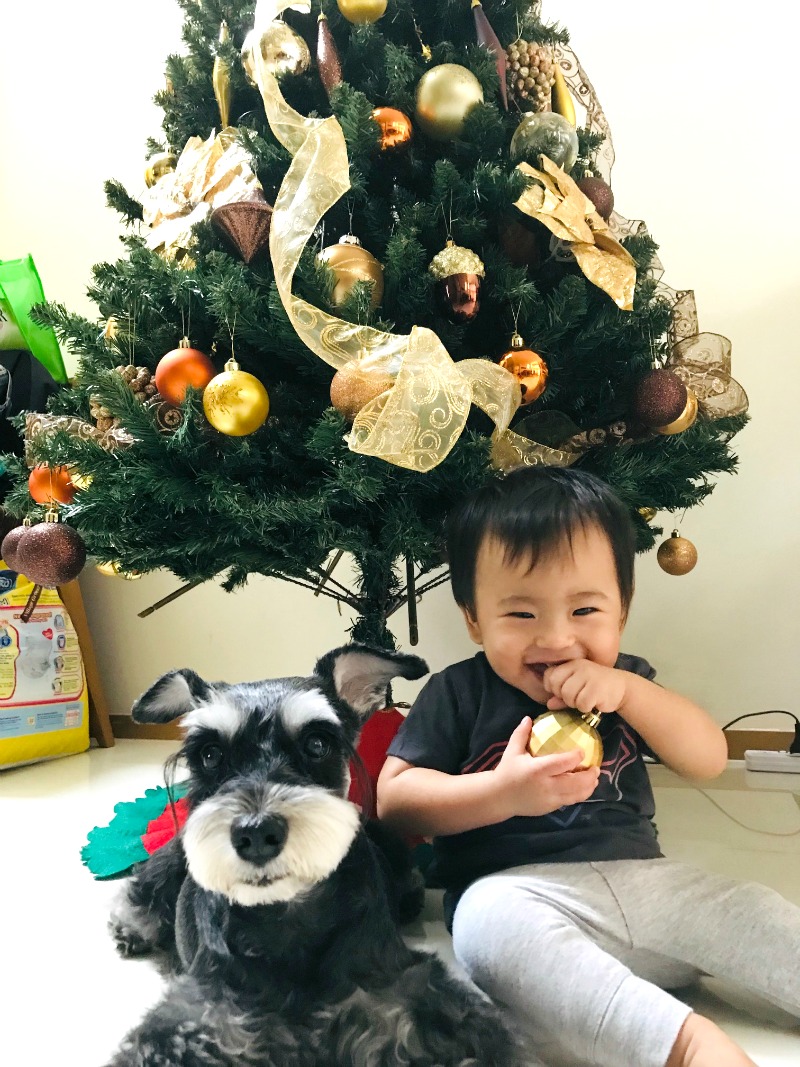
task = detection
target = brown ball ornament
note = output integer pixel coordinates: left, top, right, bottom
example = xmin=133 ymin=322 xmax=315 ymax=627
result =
xmin=499 ymin=334 xmax=548 ymax=405
xmin=155 ymin=339 xmax=216 ymax=405
xmin=2 ymin=524 xmax=28 ymax=570
xmin=318 ymin=236 xmax=384 ymax=309
xmin=656 ymin=388 xmax=698 ymax=436
xmin=16 ymin=522 xmax=87 ymax=587
xmin=330 ymin=360 xmax=394 ymax=422
xmin=372 ymin=107 xmax=413 ymax=153
xmin=577 ymin=176 xmax=615 ymax=220
xmin=28 ymin=465 xmax=76 ymax=506
xmin=631 ymin=369 xmax=688 ymax=428
xmin=657 ymin=531 xmax=698 ymax=576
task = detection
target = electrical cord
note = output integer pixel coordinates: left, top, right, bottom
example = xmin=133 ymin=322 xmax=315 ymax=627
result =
xmin=720 ymin=710 xmax=800 ymax=754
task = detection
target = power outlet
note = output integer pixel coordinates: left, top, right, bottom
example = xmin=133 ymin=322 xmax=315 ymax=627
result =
xmin=744 ymin=750 xmax=800 ymax=774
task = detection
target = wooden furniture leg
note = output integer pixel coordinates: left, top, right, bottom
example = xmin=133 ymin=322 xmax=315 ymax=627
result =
xmin=58 ymin=579 xmax=115 ymax=748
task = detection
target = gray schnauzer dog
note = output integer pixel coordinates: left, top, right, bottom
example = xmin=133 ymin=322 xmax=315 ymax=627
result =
xmin=107 ymin=644 xmax=522 ymax=1067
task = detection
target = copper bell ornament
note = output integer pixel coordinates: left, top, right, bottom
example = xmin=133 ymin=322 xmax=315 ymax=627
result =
xmin=428 ymin=240 xmax=485 ymax=324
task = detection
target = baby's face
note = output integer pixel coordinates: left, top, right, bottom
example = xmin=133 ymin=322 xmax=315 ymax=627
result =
xmin=462 ymin=524 xmax=626 ymax=706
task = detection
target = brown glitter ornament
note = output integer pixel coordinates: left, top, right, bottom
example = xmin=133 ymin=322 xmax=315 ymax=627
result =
xmin=656 ymin=388 xmax=698 ymax=436
xmin=657 ymin=531 xmax=698 ymax=576
xmin=210 ymin=199 xmax=274 ymax=264
xmin=528 ymin=709 xmax=604 ymax=769
xmin=632 ymin=369 xmax=688 ymax=427
xmin=372 ymin=107 xmax=413 ymax=153
xmin=317 ymin=12 xmax=342 ymax=100
xmin=2 ymin=521 xmax=30 ymax=571
xmin=499 ymin=333 xmax=548 ymax=405
xmin=577 ymin=176 xmax=615 ymax=221
xmin=155 ymin=339 xmax=216 ymax=405
xmin=330 ymin=359 xmax=394 ymax=422
xmin=16 ymin=518 xmax=87 ymax=588
xmin=318 ymin=236 xmax=384 ymax=309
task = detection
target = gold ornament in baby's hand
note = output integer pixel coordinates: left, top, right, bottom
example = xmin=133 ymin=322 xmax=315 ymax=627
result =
xmin=527 ymin=709 xmax=604 ymax=769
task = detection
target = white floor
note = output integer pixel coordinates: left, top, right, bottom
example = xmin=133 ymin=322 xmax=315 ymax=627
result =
xmin=1 ymin=742 xmax=798 ymax=1067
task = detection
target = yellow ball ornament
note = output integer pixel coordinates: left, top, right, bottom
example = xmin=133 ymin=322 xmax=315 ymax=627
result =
xmin=528 ymin=709 xmax=604 ymax=769
xmin=336 ymin=0 xmax=387 ymax=24
xmin=203 ymin=358 xmax=270 ymax=436
xmin=415 ymin=63 xmax=484 ymax=142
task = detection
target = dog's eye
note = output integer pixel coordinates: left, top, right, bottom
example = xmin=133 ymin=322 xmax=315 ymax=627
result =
xmin=200 ymin=743 xmax=224 ymax=769
xmin=304 ymin=734 xmax=332 ymax=761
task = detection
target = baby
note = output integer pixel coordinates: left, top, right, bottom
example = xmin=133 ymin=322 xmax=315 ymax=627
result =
xmin=378 ymin=466 xmax=800 ymax=1067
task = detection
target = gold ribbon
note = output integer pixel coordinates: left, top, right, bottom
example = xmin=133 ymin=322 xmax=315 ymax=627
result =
xmin=252 ymin=0 xmax=521 ymax=472
xmin=513 ymin=157 xmax=636 ymax=311
xmin=668 ymin=330 xmax=748 ymax=419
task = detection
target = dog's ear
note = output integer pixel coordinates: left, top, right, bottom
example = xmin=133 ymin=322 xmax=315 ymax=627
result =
xmin=314 ymin=644 xmax=428 ymax=717
xmin=131 ymin=669 xmax=215 ymax=724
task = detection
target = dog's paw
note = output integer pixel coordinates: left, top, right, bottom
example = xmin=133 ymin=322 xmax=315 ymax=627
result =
xmin=110 ymin=916 xmax=157 ymax=958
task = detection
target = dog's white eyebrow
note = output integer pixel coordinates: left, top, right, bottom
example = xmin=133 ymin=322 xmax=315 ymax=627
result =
xmin=279 ymin=688 xmax=339 ymax=734
xmin=183 ymin=698 xmax=249 ymax=739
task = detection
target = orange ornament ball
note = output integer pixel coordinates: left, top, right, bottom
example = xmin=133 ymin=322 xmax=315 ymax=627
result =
xmin=155 ymin=338 xmax=216 ymax=404
xmin=499 ymin=335 xmax=549 ymax=405
xmin=28 ymin=465 xmax=76 ymax=505
xmin=372 ymin=107 xmax=413 ymax=152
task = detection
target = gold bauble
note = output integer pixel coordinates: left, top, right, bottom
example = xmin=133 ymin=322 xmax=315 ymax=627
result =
xmin=528 ymin=709 xmax=604 ymax=770
xmin=656 ymin=388 xmax=698 ymax=435
xmin=144 ymin=151 xmax=177 ymax=188
xmin=336 ymin=0 xmax=388 ymax=24
xmin=415 ymin=64 xmax=484 ymax=142
xmin=67 ymin=466 xmax=94 ymax=492
xmin=330 ymin=359 xmax=394 ymax=422
xmin=96 ymin=561 xmax=142 ymax=580
xmin=657 ymin=531 xmax=698 ymax=576
xmin=499 ymin=333 xmax=548 ymax=405
xmin=638 ymin=506 xmax=657 ymax=523
xmin=372 ymin=107 xmax=413 ymax=152
xmin=318 ymin=236 xmax=384 ymax=309
xmin=203 ymin=358 xmax=270 ymax=436
xmin=241 ymin=20 xmax=311 ymax=84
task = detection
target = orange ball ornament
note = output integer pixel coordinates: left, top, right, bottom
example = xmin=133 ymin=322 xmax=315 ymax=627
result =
xmin=372 ymin=107 xmax=413 ymax=152
xmin=154 ymin=338 xmax=216 ymax=405
xmin=499 ymin=333 xmax=548 ymax=405
xmin=28 ymin=465 xmax=76 ymax=505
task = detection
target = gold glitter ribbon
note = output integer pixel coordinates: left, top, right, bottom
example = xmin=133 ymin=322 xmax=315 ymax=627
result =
xmin=513 ymin=157 xmax=636 ymax=311
xmin=251 ymin=0 xmax=520 ymax=472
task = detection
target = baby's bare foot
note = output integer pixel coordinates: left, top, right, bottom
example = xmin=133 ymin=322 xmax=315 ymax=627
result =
xmin=666 ymin=1013 xmax=758 ymax=1067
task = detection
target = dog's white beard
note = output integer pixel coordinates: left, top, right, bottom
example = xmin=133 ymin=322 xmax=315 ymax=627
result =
xmin=183 ymin=785 xmax=360 ymax=906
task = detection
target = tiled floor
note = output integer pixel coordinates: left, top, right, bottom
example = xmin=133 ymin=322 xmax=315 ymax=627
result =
xmin=1 ymin=742 xmax=798 ymax=1066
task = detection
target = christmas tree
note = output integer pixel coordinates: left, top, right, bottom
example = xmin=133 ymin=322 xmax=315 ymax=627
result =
xmin=1 ymin=0 xmax=748 ymax=649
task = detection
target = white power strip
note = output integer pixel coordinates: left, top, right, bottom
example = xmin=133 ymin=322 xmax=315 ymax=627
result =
xmin=744 ymin=749 xmax=800 ymax=774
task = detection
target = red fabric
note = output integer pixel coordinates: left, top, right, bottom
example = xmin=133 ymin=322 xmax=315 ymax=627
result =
xmin=142 ymin=796 xmax=190 ymax=855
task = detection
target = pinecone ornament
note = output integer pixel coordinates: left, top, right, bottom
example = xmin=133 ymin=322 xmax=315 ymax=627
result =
xmin=90 ymin=365 xmax=163 ymax=432
xmin=506 ymin=40 xmax=555 ymax=111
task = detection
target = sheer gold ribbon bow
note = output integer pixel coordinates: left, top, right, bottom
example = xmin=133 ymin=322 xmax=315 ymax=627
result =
xmin=665 ymin=293 xmax=748 ymax=418
xmin=513 ymin=157 xmax=636 ymax=311
xmin=250 ymin=0 xmax=520 ymax=472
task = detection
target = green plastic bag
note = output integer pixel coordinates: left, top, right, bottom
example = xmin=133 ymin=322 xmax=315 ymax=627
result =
xmin=0 ymin=255 xmax=67 ymax=382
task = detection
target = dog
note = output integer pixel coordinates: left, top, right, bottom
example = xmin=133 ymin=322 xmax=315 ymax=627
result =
xmin=107 ymin=643 xmax=522 ymax=1066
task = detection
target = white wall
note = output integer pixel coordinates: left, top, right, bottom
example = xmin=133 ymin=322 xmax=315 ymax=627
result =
xmin=1 ymin=1 xmax=798 ymax=727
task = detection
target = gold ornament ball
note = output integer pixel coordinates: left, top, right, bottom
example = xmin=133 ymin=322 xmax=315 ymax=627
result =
xmin=499 ymin=335 xmax=548 ymax=405
xmin=655 ymin=388 xmax=698 ymax=435
xmin=336 ymin=0 xmax=388 ymax=24
xmin=330 ymin=360 xmax=394 ymax=422
xmin=241 ymin=20 xmax=311 ymax=84
xmin=203 ymin=360 xmax=270 ymax=436
xmin=372 ymin=107 xmax=413 ymax=152
xmin=528 ymin=709 xmax=604 ymax=770
xmin=657 ymin=531 xmax=698 ymax=576
xmin=415 ymin=64 xmax=485 ymax=142
xmin=638 ymin=506 xmax=657 ymax=523
xmin=144 ymin=151 xmax=177 ymax=188
xmin=318 ymin=238 xmax=384 ymax=309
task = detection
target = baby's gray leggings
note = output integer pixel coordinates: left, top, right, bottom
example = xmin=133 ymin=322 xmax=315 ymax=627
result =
xmin=451 ymin=859 xmax=800 ymax=1067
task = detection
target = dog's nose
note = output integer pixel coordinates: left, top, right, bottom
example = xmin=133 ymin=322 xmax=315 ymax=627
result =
xmin=231 ymin=814 xmax=288 ymax=865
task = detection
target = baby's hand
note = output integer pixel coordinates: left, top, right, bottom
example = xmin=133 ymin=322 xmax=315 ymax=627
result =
xmin=495 ymin=716 xmax=600 ymax=817
xmin=543 ymin=659 xmax=626 ymax=715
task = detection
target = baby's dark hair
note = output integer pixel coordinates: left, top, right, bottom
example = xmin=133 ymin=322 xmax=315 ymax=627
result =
xmin=446 ymin=467 xmax=637 ymax=617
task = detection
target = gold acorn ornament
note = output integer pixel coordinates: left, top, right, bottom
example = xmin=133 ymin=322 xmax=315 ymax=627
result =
xmin=415 ymin=64 xmax=484 ymax=142
xmin=336 ymin=0 xmax=387 ymax=24
xmin=203 ymin=357 xmax=270 ymax=436
xmin=428 ymin=240 xmax=485 ymax=324
xmin=241 ymin=19 xmax=311 ymax=84
xmin=144 ymin=150 xmax=177 ymax=188
xmin=657 ymin=531 xmax=698 ymax=576
xmin=212 ymin=22 xmax=232 ymax=128
xmin=528 ymin=709 xmax=604 ymax=769
xmin=318 ymin=235 xmax=384 ymax=309
xmin=498 ymin=333 xmax=548 ymax=405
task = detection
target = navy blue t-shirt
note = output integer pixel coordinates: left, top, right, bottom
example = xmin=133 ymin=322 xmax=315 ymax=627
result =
xmin=387 ymin=652 xmax=663 ymax=907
